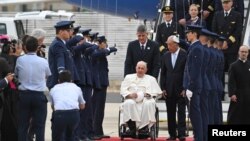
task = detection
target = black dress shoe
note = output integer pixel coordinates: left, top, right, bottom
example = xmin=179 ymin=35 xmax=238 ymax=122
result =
xmin=89 ymin=136 xmax=102 ymax=140
xmin=179 ymin=136 xmax=186 ymax=141
xmin=100 ymin=135 xmax=110 ymax=138
xmin=166 ymin=136 xmax=176 ymax=140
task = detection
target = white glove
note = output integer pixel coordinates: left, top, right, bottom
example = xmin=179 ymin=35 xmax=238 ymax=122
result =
xmin=186 ymin=89 xmax=193 ymax=101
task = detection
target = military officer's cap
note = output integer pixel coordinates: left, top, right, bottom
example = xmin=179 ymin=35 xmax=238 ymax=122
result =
xmin=161 ymin=6 xmax=174 ymax=13
xmin=90 ymin=32 xmax=99 ymax=40
xmin=73 ymin=26 xmax=81 ymax=34
xmin=54 ymin=21 xmax=74 ymax=29
xmin=200 ymin=29 xmax=212 ymax=36
xmin=185 ymin=25 xmax=202 ymax=33
xmin=80 ymin=29 xmax=92 ymax=36
xmin=221 ymin=0 xmax=232 ymax=3
xmin=97 ymin=36 xmax=107 ymax=43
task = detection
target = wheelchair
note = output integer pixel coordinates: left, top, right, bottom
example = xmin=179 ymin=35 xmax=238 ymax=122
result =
xmin=118 ymin=98 xmax=160 ymax=141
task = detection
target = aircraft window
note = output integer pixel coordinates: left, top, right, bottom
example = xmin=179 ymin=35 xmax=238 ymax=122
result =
xmin=15 ymin=20 xmax=25 ymax=39
xmin=0 ymin=24 xmax=7 ymax=35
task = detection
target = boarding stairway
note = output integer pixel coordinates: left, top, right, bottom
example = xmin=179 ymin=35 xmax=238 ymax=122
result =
xmin=154 ymin=0 xmax=250 ymax=123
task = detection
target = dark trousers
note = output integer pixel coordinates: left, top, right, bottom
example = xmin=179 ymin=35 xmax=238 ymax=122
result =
xmin=92 ymin=87 xmax=107 ymax=136
xmin=18 ymin=90 xmax=47 ymax=141
xmin=214 ymin=91 xmax=223 ymax=124
xmin=190 ymin=90 xmax=209 ymax=141
xmin=53 ymin=110 xmax=80 ymax=141
xmin=78 ymin=86 xmax=93 ymax=139
xmin=165 ymin=96 xmax=186 ymax=137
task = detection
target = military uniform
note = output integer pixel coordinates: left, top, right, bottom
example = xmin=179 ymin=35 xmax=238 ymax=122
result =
xmin=156 ymin=6 xmax=185 ymax=55
xmin=183 ymin=25 xmax=207 ymax=141
xmin=212 ymin=8 xmax=243 ymax=71
xmin=47 ymin=21 xmax=76 ymax=89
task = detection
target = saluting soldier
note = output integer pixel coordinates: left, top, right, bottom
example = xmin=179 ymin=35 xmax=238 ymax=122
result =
xmin=212 ymin=0 xmax=243 ymax=72
xmin=156 ymin=6 xmax=185 ymax=55
xmin=91 ymin=36 xmax=117 ymax=140
xmin=47 ymin=21 xmax=76 ymax=89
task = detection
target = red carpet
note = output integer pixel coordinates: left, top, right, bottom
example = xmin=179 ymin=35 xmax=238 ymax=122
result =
xmin=101 ymin=137 xmax=193 ymax=141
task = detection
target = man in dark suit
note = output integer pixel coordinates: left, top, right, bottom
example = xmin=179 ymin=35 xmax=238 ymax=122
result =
xmin=212 ymin=0 xmax=243 ymax=72
xmin=156 ymin=6 xmax=185 ymax=55
xmin=160 ymin=35 xmax=187 ymax=141
xmin=124 ymin=25 xmax=160 ymax=79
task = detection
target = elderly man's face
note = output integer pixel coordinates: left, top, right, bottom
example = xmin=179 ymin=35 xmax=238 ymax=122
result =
xmin=238 ymin=47 xmax=249 ymax=60
xmin=166 ymin=40 xmax=178 ymax=53
xmin=136 ymin=64 xmax=147 ymax=77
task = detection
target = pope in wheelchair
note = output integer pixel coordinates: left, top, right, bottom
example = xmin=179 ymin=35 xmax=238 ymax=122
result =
xmin=120 ymin=61 xmax=162 ymax=138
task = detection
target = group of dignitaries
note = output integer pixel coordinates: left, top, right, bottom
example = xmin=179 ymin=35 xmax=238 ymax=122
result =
xmin=0 ymin=19 xmax=117 ymax=141
xmin=122 ymin=0 xmax=246 ymax=141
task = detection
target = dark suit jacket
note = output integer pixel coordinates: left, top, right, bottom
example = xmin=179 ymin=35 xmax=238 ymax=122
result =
xmin=0 ymin=79 xmax=8 ymax=90
xmin=0 ymin=57 xmax=10 ymax=91
xmin=160 ymin=48 xmax=187 ymax=97
xmin=124 ymin=39 xmax=160 ymax=78
xmin=212 ymin=10 xmax=242 ymax=53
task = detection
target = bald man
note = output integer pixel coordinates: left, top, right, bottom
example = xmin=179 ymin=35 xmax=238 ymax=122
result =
xmin=228 ymin=45 xmax=250 ymax=124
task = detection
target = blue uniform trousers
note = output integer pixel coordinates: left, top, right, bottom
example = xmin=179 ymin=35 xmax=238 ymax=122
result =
xmin=190 ymin=90 xmax=208 ymax=141
xmin=18 ymin=90 xmax=47 ymax=141
xmin=92 ymin=87 xmax=107 ymax=136
xmin=78 ymin=85 xmax=93 ymax=139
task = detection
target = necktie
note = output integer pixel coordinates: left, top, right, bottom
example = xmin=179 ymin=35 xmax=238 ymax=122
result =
xmin=141 ymin=45 xmax=144 ymax=51
xmin=172 ymin=53 xmax=177 ymax=68
xmin=167 ymin=23 xmax=171 ymax=28
xmin=225 ymin=12 xmax=228 ymax=17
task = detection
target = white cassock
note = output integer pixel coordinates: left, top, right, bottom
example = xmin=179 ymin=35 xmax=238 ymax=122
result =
xmin=120 ymin=74 xmax=162 ymax=129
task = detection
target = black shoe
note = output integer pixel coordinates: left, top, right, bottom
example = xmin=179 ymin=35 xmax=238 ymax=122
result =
xmin=138 ymin=127 xmax=149 ymax=139
xmin=179 ymin=136 xmax=186 ymax=141
xmin=121 ymin=129 xmax=136 ymax=138
xmin=100 ymin=135 xmax=110 ymax=138
xmin=89 ymin=136 xmax=102 ymax=140
xmin=81 ymin=137 xmax=94 ymax=141
xmin=166 ymin=136 xmax=176 ymax=140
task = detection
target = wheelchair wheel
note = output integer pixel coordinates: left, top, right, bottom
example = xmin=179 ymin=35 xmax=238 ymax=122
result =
xmin=118 ymin=110 xmax=126 ymax=140
xmin=155 ymin=107 xmax=159 ymax=138
xmin=150 ymin=124 xmax=156 ymax=141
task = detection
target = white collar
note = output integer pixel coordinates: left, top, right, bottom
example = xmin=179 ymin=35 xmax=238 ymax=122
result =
xmin=224 ymin=9 xmax=232 ymax=15
xmin=165 ymin=20 xmax=172 ymax=25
